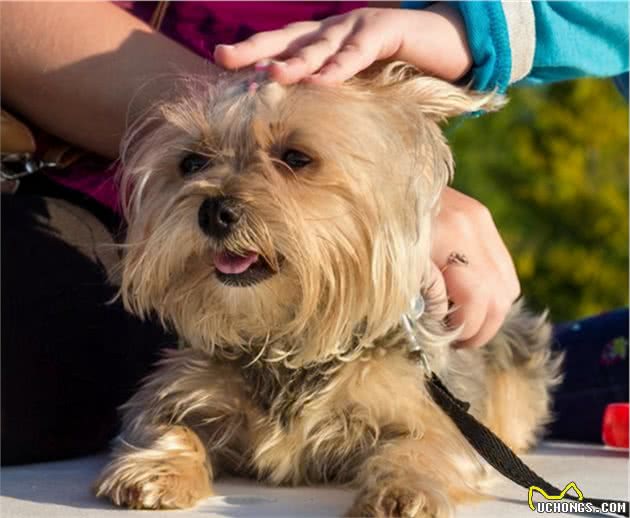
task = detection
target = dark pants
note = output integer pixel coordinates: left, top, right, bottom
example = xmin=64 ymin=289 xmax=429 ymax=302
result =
xmin=1 ymin=177 xmax=173 ymax=466
xmin=548 ymin=308 xmax=629 ymax=443
xmin=1 ymin=177 xmax=628 ymax=465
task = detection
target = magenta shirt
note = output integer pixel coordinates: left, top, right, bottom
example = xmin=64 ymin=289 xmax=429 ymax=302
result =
xmin=48 ymin=1 xmax=364 ymax=212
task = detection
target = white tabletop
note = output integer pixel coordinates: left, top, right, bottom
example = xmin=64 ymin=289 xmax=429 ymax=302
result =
xmin=1 ymin=442 xmax=627 ymax=518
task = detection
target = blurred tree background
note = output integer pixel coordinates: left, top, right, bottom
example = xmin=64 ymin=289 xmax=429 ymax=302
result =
xmin=447 ymin=78 xmax=628 ymax=322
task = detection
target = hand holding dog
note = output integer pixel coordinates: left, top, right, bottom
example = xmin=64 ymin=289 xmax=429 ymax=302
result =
xmin=214 ymin=5 xmax=472 ymax=85
xmin=431 ymin=188 xmax=521 ymax=348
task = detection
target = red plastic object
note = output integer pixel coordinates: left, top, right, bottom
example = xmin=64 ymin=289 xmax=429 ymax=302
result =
xmin=602 ymin=403 xmax=629 ymax=448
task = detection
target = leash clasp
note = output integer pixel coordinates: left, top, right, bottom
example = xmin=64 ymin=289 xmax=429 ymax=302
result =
xmin=402 ymin=295 xmax=431 ymax=373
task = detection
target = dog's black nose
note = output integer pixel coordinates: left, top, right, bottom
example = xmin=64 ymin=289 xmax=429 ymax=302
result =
xmin=198 ymin=196 xmax=242 ymax=238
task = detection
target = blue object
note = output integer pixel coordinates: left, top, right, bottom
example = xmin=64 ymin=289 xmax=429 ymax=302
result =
xmin=402 ymin=1 xmax=629 ymax=94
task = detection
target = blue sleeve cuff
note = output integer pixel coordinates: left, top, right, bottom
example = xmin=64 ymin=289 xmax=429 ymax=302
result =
xmin=452 ymin=1 xmax=511 ymax=93
xmin=401 ymin=2 xmax=512 ymax=93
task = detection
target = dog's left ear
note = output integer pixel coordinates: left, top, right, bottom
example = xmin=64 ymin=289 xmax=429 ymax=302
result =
xmin=360 ymin=62 xmax=506 ymax=121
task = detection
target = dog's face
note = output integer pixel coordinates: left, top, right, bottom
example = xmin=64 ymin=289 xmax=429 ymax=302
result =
xmin=120 ymin=65 xmax=498 ymax=364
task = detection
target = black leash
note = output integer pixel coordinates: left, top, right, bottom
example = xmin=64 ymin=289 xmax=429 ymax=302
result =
xmin=427 ymin=373 xmax=629 ymax=517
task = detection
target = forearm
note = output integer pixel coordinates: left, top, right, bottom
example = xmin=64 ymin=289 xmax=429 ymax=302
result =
xmin=1 ymin=2 xmax=213 ymax=159
xmin=397 ymin=3 xmax=472 ymax=82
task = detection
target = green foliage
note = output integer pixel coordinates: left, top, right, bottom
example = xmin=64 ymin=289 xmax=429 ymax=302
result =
xmin=447 ymin=79 xmax=628 ymax=322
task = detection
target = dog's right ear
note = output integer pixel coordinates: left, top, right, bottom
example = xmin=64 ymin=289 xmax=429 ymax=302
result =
xmin=359 ymin=62 xmax=506 ymax=122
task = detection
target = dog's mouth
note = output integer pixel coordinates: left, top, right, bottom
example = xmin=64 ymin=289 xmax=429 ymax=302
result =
xmin=213 ymin=250 xmax=278 ymax=287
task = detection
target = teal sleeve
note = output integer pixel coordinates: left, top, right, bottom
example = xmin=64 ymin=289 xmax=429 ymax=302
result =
xmin=451 ymin=1 xmax=510 ymax=91
xmin=401 ymin=1 xmax=629 ymax=93
xmin=523 ymin=2 xmax=628 ymax=86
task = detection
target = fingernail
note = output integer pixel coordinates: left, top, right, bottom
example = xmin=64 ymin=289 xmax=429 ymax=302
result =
xmin=255 ymin=59 xmax=271 ymax=71
xmin=215 ymin=44 xmax=235 ymax=50
xmin=271 ymin=60 xmax=287 ymax=67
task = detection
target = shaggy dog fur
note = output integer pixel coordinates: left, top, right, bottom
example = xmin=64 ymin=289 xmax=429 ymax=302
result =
xmin=95 ymin=64 xmax=562 ymax=517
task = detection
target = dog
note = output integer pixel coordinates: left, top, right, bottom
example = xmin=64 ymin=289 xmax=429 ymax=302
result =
xmin=95 ymin=64 xmax=562 ymax=517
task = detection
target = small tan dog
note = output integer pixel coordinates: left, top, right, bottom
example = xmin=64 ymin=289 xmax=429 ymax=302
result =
xmin=95 ymin=64 xmax=562 ymax=517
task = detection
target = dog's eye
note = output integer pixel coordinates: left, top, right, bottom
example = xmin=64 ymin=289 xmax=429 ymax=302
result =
xmin=179 ymin=153 xmax=212 ymax=176
xmin=281 ymin=149 xmax=312 ymax=170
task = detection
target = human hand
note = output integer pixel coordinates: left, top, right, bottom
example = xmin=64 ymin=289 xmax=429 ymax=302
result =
xmin=214 ymin=5 xmax=471 ymax=85
xmin=429 ymin=187 xmax=520 ymax=348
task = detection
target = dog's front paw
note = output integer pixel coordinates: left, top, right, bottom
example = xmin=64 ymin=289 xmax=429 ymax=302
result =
xmin=95 ymin=426 xmax=213 ymax=509
xmin=346 ymin=483 xmax=450 ymax=518
xmin=95 ymin=453 xmax=213 ymax=510
xmin=95 ymin=455 xmax=212 ymax=509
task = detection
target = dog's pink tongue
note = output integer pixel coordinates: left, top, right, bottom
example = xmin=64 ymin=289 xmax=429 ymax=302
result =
xmin=214 ymin=251 xmax=259 ymax=275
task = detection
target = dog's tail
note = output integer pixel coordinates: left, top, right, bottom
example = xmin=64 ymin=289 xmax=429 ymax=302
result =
xmin=481 ymin=300 xmax=564 ymax=452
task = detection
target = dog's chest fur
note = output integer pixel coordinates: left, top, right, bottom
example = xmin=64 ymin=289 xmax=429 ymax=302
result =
xmin=220 ymin=347 xmax=428 ymax=485
xmin=231 ymin=353 xmax=338 ymax=426
xmin=227 ymin=326 xmax=415 ymax=425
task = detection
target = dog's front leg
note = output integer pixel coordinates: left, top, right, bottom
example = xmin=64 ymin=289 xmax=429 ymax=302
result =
xmin=346 ymin=427 xmax=483 ymax=518
xmin=95 ymin=348 xmax=248 ymax=509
